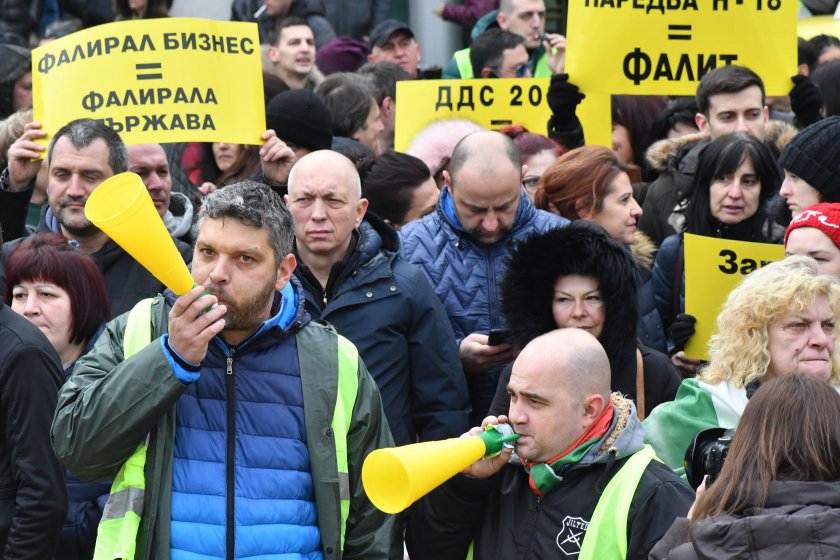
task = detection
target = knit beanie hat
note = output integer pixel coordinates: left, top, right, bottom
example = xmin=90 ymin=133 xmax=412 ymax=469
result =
xmin=784 ymin=202 xmax=840 ymax=248
xmin=778 ymin=116 xmax=840 ymax=203
xmin=0 ymin=45 xmax=32 ymax=119
xmin=265 ymin=89 xmax=333 ymax=153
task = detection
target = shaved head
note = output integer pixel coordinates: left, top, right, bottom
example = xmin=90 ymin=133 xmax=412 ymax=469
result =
xmin=288 ymin=150 xmax=362 ymax=199
xmin=516 ymin=328 xmax=611 ymax=402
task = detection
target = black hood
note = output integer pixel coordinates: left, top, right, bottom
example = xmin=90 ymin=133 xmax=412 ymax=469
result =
xmin=501 ymin=222 xmax=639 ymax=372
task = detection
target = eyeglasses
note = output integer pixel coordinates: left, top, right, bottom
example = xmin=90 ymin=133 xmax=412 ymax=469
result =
xmin=491 ymin=63 xmax=530 ymax=79
xmin=522 ymin=176 xmax=540 ymax=193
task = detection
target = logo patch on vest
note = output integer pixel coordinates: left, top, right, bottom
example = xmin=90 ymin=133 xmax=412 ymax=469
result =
xmin=556 ymin=516 xmax=589 ymax=556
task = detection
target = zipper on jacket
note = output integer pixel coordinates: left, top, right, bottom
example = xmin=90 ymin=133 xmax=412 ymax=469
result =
xmin=322 ymin=288 xmax=327 ymax=305
xmin=226 ymin=350 xmax=236 ymax=559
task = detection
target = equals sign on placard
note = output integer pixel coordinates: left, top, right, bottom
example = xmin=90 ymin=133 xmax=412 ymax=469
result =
xmin=667 ymin=24 xmax=692 ymax=40
xmin=136 ymin=62 xmax=163 ymax=80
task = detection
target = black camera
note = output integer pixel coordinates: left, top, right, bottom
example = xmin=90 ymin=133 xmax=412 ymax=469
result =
xmin=684 ymin=427 xmax=735 ymax=490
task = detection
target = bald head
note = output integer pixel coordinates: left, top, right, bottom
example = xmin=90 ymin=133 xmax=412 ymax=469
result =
xmin=448 ymin=130 xmax=521 ymax=182
xmin=516 ymin=329 xmax=611 ymax=401
xmin=288 ymin=149 xmax=362 ymax=199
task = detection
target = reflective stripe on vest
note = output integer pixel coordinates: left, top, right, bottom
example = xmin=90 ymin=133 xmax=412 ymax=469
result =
xmin=578 ymin=445 xmax=656 ymax=560
xmin=332 ymin=334 xmax=359 ymax=551
xmin=454 ymin=48 xmax=474 ymax=79
xmin=94 ymin=300 xmax=361 ymax=559
xmin=94 ymin=298 xmax=154 ymax=560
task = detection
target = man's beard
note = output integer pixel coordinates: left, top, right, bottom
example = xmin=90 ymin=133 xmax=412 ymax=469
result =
xmin=55 ymin=199 xmax=101 ymax=237
xmin=205 ymin=279 xmax=277 ymax=333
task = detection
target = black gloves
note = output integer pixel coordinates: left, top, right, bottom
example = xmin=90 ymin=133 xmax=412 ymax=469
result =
xmin=669 ymin=313 xmax=696 ymax=352
xmin=547 ymin=73 xmax=585 ymax=149
xmin=790 ymin=74 xmax=824 ymax=128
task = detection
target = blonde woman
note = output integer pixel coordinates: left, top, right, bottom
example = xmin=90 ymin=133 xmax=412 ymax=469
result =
xmin=644 ymin=255 xmax=840 ymax=476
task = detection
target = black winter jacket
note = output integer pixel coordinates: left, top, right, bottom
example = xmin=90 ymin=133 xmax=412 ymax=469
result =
xmin=650 ymin=480 xmax=840 ymax=559
xmin=0 ymin=303 xmax=67 ymax=558
xmin=406 ymin=397 xmax=693 ymax=560
xmin=295 ymin=214 xmax=471 ymax=446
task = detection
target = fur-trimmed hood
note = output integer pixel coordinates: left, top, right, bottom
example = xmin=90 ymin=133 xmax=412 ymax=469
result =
xmin=644 ymin=119 xmax=799 ymax=173
xmin=501 ymin=222 xmax=639 ymax=371
xmin=630 ymin=230 xmax=657 ymax=269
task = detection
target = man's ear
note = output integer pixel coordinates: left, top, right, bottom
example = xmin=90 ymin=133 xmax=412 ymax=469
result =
xmin=480 ymin=67 xmax=493 ymax=78
xmin=382 ymin=96 xmax=395 ymax=120
xmin=442 ymin=170 xmax=452 ymax=193
xmin=695 ymin=112 xmax=711 ymax=136
xmin=581 ymin=393 xmax=607 ymax=427
xmin=355 ymin=198 xmax=369 ymax=227
xmin=275 ymin=253 xmax=297 ymax=291
xmin=267 ymin=45 xmax=279 ymax=63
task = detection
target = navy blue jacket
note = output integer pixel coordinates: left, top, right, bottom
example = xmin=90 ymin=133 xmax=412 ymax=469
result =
xmin=296 ymin=214 xmax=471 ymax=446
xmin=399 ymin=189 xmax=567 ymax=421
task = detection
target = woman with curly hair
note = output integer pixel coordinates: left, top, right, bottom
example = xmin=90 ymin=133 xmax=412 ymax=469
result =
xmin=651 ymin=374 xmax=840 ymax=558
xmin=488 ymin=221 xmax=681 ymax=419
xmin=644 ymin=255 xmax=840 ymax=477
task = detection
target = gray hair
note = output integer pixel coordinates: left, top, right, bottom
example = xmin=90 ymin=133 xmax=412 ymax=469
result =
xmin=47 ymin=118 xmax=128 ymax=173
xmin=198 ymin=181 xmax=295 ymax=264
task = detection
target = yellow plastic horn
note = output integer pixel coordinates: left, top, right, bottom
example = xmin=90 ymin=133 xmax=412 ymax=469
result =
xmin=362 ymin=424 xmax=519 ymax=514
xmin=85 ymin=172 xmax=194 ymax=295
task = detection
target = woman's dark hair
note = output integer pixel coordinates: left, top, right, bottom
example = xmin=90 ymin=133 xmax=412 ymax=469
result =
xmin=812 ymin=60 xmax=840 ymax=117
xmin=114 ymin=0 xmax=169 ymax=19
xmin=651 ymin=97 xmax=700 ymax=142
xmin=611 ymin=95 xmax=668 ymax=179
xmin=199 ymin=143 xmax=261 ymax=187
xmin=361 ymin=151 xmax=433 ymax=226
xmin=683 ymin=133 xmax=781 ymax=240
xmin=3 ymin=233 xmax=110 ymax=345
xmin=692 ymin=374 xmax=840 ymax=519
xmin=501 ymin=222 xmax=639 ymax=378
xmin=809 ymin=34 xmax=840 ymax=60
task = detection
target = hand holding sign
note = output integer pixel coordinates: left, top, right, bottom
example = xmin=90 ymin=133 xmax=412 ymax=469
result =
xmin=7 ymin=122 xmax=47 ymax=189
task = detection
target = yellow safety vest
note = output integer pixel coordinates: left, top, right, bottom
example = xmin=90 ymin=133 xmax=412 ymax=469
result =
xmin=467 ymin=444 xmax=656 ymax=560
xmin=94 ymin=298 xmax=359 ymax=559
xmin=453 ymin=47 xmax=552 ymax=79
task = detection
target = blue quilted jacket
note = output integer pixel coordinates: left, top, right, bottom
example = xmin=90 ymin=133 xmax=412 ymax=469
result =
xmin=399 ymin=188 xmax=567 ymax=419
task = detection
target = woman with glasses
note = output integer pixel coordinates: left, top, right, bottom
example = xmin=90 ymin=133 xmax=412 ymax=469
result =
xmin=501 ymin=125 xmax=566 ymax=202
xmin=534 ymin=145 xmax=668 ymax=353
xmin=488 ymin=222 xmax=681 ymax=419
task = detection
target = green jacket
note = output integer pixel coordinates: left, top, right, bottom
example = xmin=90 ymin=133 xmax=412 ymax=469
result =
xmin=51 ymin=293 xmax=400 ymax=560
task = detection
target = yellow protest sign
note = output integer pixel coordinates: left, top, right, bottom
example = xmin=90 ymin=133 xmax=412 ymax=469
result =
xmin=565 ymin=0 xmax=796 ymax=146
xmin=32 ymin=18 xmax=264 ymax=146
xmin=683 ymin=233 xmax=784 ymax=360
xmin=566 ymin=0 xmax=796 ymax=96
xmin=798 ymin=15 xmax=840 ymax=40
xmin=394 ymin=78 xmax=552 ymax=153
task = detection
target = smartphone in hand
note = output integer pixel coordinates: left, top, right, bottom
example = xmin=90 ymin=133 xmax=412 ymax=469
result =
xmin=487 ymin=329 xmax=512 ymax=346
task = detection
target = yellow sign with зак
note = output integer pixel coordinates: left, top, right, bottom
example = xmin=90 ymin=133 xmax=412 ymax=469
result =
xmin=683 ymin=233 xmax=784 ymax=360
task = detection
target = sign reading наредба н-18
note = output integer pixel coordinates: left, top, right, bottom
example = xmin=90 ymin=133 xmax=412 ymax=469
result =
xmin=32 ymin=18 xmax=265 ymax=146
xmin=565 ymin=0 xmax=796 ymax=96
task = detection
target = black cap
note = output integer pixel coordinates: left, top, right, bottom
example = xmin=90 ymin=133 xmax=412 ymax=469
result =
xmin=265 ymin=90 xmax=333 ymax=153
xmin=368 ymin=19 xmax=414 ymax=49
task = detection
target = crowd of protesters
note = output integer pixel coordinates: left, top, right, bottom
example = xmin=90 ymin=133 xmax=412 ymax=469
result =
xmin=3 ymin=0 xmax=840 ymax=558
